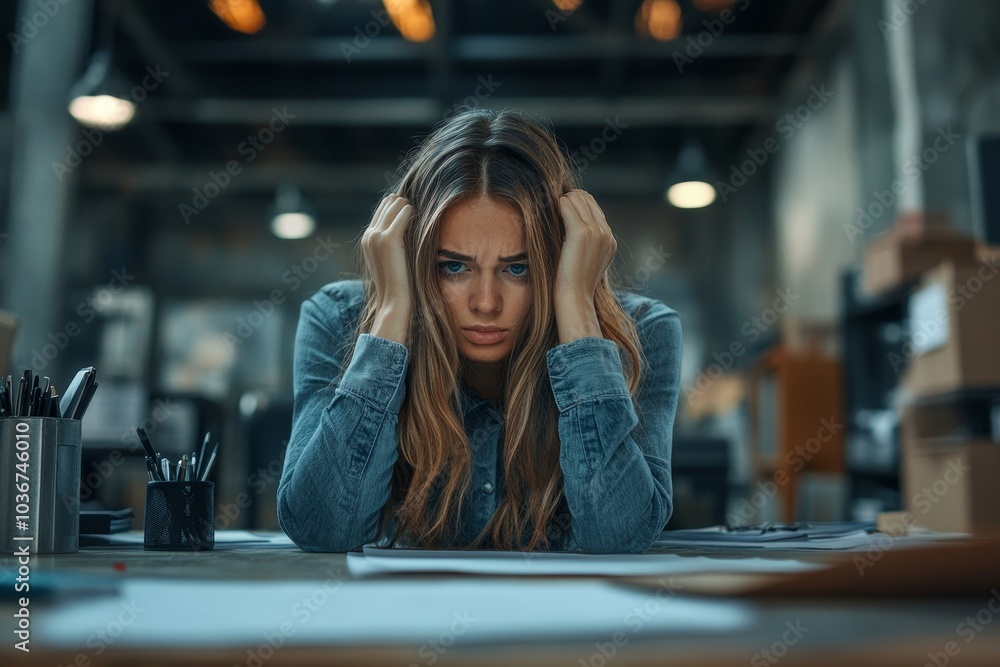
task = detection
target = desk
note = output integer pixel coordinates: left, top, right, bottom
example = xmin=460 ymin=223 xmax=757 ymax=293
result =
xmin=3 ymin=533 xmax=1000 ymax=666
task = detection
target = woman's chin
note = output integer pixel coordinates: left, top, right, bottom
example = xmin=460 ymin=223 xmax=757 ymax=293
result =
xmin=459 ymin=342 xmax=512 ymax=365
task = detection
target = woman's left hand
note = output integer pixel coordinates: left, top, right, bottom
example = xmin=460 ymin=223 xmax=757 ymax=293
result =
xmin=555 ymin=189 xmax=617 ymax=304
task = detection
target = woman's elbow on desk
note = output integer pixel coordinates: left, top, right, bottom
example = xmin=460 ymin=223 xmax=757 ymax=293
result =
xmin=276 ymin=485 xmax=370 ymax=553
xmin=569 ymin=489 xmax=673 ymax=554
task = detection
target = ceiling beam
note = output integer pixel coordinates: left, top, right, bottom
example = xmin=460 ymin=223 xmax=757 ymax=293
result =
xmin=168 ymin=34 xmax=821 ymax=64
xmin=139 ymin=95 xmax=775 ymax=126
xmin=80 ymin=162 xmax=669 ymax=197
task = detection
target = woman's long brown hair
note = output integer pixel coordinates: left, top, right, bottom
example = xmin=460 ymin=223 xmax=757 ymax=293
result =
xmin=343 ymin=108 xmax=643 ymax=550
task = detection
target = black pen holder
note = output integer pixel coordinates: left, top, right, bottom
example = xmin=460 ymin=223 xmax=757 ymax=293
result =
xmin=143 ymin=481 xmax=214 ymax=551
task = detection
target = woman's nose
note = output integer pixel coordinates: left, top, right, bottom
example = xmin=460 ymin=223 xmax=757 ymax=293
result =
xmin=470 ymin=275 xmax=501 ymax=313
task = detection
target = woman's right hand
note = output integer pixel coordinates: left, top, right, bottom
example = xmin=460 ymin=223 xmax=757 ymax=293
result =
xmin=361 ymin=193 xmax=415 ymax=346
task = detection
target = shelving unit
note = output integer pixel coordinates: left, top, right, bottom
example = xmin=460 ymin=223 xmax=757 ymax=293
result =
xmin=747 ymin=344 xmax=844 ymax=522
xmin=840 ymin=267 xmax=917 ymax=518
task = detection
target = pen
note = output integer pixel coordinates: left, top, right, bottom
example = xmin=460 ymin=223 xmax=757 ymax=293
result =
xmin=199 ymin=442 xmax=219 ymax=482
xmin=196 ymin=431 xmax=211 ymax=480
xmin=16 ymin=372 xmax=28 ymax=417
xmin=39 ymin=377 xmax=50 ymax=416
xmin=30 ymin=373 xmax=39 ymax=413
xmin=137 ymin=427 xmax=165 ymax=481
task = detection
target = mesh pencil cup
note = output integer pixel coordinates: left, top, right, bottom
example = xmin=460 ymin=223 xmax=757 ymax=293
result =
xmin=143 ymin=481 xmax=215 ymax=551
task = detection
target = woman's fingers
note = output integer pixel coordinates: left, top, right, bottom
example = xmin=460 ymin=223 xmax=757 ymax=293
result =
xmin=561 ymin=189 xmax=602 ymax=233
xmin=385 ymin=201 xmax=413 ymax=237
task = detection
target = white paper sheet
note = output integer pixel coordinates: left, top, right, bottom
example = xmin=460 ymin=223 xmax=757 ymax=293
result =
xmin=36 ymin=577 xmax=750 ymax=649
xmin=81 ymin=530 xmax=295 ymax=546
xmin=347 ymin=546 xmax=823 ymax=577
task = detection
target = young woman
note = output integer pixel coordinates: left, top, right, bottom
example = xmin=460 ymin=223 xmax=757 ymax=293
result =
xmin=277 ymin=108 xmax=682 ymax=553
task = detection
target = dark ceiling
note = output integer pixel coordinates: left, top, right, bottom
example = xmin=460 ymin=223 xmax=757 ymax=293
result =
xmin=76 ymin=0 xmax=842 ymax=220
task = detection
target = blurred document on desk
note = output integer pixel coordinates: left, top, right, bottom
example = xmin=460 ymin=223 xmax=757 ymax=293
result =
xmin=37 ymin=578 xmax=751 ymax=649
xmin=347 ymin=546 xmax=822 ymax=577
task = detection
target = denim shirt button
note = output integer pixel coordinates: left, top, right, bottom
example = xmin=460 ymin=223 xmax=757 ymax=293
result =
xmin=482 ymin=482 xmax=494 ymax=493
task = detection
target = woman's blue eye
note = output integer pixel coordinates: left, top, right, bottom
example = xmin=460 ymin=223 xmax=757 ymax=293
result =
xmin=438 ymin=261 xmax=529 ymax=280
xmin=439 ymin=261 xmax=466 ymax=277
xmin=508 ymin=264 xmax=529 ymax=278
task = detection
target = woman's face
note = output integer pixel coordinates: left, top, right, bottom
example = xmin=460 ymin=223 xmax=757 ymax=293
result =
xmin=436 ymin=195 xmax=532 ymax=368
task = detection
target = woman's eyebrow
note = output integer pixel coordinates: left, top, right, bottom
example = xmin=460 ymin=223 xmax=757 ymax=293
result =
xmin=438 ymin=249 xmax=527 ymax=263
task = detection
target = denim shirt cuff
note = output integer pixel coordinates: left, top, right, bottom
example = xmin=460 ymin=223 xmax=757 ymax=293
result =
xmin=546 ymin=337 xmax=629 ymax=412
xmin=338 ymin=333 xmax=410 ymax=414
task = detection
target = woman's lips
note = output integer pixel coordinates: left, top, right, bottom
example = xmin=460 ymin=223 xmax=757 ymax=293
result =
xmin=462 ymin=329 xmax=508 ymax=345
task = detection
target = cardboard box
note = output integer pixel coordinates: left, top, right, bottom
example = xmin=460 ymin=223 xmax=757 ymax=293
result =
xmin=901 ymin=404 xmax=1000 ymax=534
xmin=900 ymin=260 xmax=1000 ymax=397
xmin=862 ymin=221 xmax=977 ymax=297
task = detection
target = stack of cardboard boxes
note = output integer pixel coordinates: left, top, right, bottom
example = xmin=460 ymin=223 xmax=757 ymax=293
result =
xmin=863 ymin=214 xmax=1000 ymax=534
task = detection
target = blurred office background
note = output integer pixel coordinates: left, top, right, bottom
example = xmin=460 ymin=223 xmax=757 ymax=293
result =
xmin=1 ymin=0 xmax=999 ymax=533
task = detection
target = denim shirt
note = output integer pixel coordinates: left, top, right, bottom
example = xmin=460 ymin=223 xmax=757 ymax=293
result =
xmin=277 ymin=279 xmax=682 ymax=553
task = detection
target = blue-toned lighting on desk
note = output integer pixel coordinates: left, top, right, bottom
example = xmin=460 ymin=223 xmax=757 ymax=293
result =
xmin=68 ymin=51 xmax=136 ymax=130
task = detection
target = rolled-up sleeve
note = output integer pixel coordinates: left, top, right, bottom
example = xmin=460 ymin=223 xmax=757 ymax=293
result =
xmin=548 ymin=303 xmax=681 ymax=553
xmin=277 ymin=284 xmax=409 ymax=552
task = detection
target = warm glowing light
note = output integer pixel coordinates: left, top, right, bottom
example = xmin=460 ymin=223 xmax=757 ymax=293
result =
xmin=551 ymin=0 xmax=583 ymax=10
xmin=635 ymin=0 xmax=682 ymax=41
xmin=666 ymin=181 xmax=716 ymax=209
xmin=271 ymin=213 xmax=316 ymax=239
xmin=384 ymin=0 xmax=436 ymax=42
xmin=68 ymin=94 xmax=136 ymax=130
xmin=210 ymin=0 xmax=267 ymax=35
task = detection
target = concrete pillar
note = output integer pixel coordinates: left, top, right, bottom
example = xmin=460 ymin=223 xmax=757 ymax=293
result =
xmin=882 ymin=0 xmax=978 ymax=234
xmin=2 ymin=0 xmax=93 ymax=377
